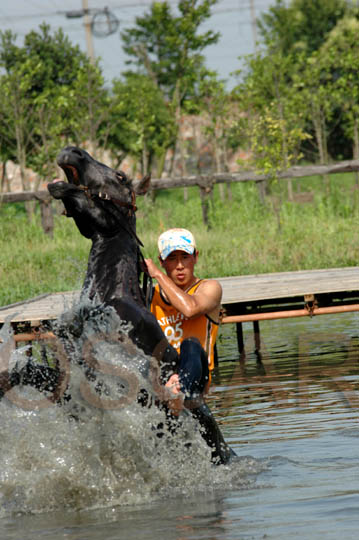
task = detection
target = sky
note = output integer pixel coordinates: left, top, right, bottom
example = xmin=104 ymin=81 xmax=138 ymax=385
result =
xmin=0 ymin=0 xmax=276 ymax=88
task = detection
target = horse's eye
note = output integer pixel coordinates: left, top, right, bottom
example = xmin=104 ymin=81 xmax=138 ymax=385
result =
xmin=116 ymin=172 xmax=127 ymax=184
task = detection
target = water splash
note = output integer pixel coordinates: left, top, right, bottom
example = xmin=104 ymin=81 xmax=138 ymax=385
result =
xmin=0 ymin=297 xmax=261 ymax=517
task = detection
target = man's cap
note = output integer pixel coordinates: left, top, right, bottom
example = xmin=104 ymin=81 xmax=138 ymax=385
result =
xmin=158 ymin=228 xmax=196 ymax=260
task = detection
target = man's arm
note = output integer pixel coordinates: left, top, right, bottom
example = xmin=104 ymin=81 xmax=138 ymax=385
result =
xmin=145 ymin=258 xmax=222 ymax=319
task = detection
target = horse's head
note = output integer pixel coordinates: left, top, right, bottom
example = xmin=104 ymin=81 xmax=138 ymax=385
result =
xmin=47 ymin=146 xmax=150 ymax=239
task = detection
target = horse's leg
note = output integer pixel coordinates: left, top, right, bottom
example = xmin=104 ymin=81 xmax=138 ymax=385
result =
xmin=109 ymin=298 xmax=179 ymax=382
xmin=191 ymin=403 xmax=236 ymax=464
xmin=0 ymin=358 xmax=64 ymax=404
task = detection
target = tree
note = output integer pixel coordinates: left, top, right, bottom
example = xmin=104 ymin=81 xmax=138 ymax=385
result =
xmin=0 ymin=54 xmax=36 ymax=192
xmin=198 ymin=71 xmax=235 ymax=199
xmin=122 ymin=0 xmax=219 ymax=101
xmin=121 ymin=0 xmax=220 ymax=175
xmin=0 ymin=24 xmax=108 ymax=189
xmin=233 ymin=50 xmax=309 ymax=200
xmin=292 ymin=51 xmax=336 ymax=168
xmin=258 ymin=0 xmax=348 ymax=56
xmin=249 ymin=0 xmax=359 ymax=162
xmin=58 ymin=63 xmax=111 ymax=160
xmin=319 ymin=17 xmax=359 ymax=160
xmin=109 ymin=73 xmax=176 ymax=176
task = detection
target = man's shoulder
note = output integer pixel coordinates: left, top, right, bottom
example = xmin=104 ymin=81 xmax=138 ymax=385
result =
xmin=196 ymin=278 xmax=222 ymax=299
xmin=199 ymin=277 xmax=222 ymax=289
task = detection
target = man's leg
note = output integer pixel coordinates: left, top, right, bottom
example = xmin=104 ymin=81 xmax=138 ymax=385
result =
xmin=178 ymin=337 xmax=209 ymax=398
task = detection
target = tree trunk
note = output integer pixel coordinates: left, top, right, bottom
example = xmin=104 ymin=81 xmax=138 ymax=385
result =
xmin=0 ymin=161 xmax=7 ymax=193
xmin=156 ymin=149 xmax=167 ymax=179
xmin=142 ymin=141 xmax=149 ymax=176
xmin=312 ymin=101 xmax=330 ymax=192
xmin=353 ymin=118 xmax=359 ymax=186
xmin=179 ymin=121 xmax=188 ymax=202
xmin=274 ymin=78 xmax=293 ymax=203
xmin=353 ymin=117 xmax=359 ymax=159
xmin=222 ymin=140 xmax=233 ymax=201
xmin=213 ymin=127 xmax=225 ymax=202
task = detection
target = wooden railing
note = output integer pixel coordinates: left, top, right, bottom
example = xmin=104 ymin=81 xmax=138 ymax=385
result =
xmin=2 ymin=159 xmax=359 ymax=233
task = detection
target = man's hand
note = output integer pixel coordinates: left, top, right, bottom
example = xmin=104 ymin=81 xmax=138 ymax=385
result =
xmin=144 ymin=258 xmax=161 ymax=279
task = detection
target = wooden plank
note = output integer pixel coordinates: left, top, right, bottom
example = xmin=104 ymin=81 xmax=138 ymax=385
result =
xmin=217 ymin=267 xmax=359 ymax=304
xmin=0 ymin=291 xmax=80 ymax=323
xmin=1 ymin=267 xmax=359 ymax=323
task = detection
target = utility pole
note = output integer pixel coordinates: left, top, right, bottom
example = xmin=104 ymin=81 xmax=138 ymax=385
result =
xmin=249 ymin=0 xmax=258 ymax=52
xmin=82 ymin=0 xmax=95 ymax=64
xmin=64 ymin=3 xmax=118 ymax=62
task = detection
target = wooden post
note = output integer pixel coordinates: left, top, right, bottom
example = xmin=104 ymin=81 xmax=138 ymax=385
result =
xmin=199 ymin=186 xmax=210 ymax=227
xmin=253 ymin=320 xmax=261 ymax=354
xmin=198 ymin=175 xmax=213 ymax=229
xmin=40 ymin=200 xmax=54 ymax=237
xmin=213 ymin=343 xmax=218 ymax=367
xmin=256 ymin=179 xmax=267 ymax=204
xmin=236 ymin=322 xmax=244 ymax=356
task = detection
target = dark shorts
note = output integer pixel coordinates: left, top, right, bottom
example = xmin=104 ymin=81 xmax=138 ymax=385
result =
xmin=178 ymin=337 xmax=209 ymax=399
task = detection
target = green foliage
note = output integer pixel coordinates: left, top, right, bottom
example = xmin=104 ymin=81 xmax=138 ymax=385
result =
xmin=244 ymin=107 xmax=310 ymax=178
xmin=121 ymin=0 xmax=219 ymax=103
xmin=18 ymin=24 xmax=88 ymax=95
xmin=197 ymin=72 xmax=234 ymax=171
xmin=0 ymin=24 xmax=108 ymax=184
xmin=61 ymin=63 xmax=110 ymax=150
xmin=258 ymin=0 xmax=348 ymax=56
xmin=318 ymin=16 xmax=359 ymax=158
xmin=233 ymin=50 xmax=310 ymax=180
xmin=109 ymin=73 xmax=176 ymax=173
xmin=251 ymin=0 xmax=359 ymax=162
xmin=2 ymin=0 xmax=359 ymax=204
xmin=120 ymin=0 xmax=221 ymax=176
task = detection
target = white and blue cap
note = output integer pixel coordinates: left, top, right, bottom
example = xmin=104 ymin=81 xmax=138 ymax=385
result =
xmin=158 ymin=228 xmax=196 ymax=260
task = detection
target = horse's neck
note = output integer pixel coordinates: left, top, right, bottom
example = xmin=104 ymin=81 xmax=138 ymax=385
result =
xmin=84 ymin=233 xmax=144 ymax=306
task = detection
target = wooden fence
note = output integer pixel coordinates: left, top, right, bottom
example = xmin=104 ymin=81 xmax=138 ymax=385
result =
xmin=2 ymin=159 xmax=359 ymax=234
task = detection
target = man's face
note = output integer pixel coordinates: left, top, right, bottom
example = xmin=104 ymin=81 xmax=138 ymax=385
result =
xmin=160 ymin=249 xmax=198 ymax=289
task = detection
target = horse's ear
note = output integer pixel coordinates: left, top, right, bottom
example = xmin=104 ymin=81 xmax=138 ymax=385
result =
xmin=135 ymin=174 xmax=151 ymax=195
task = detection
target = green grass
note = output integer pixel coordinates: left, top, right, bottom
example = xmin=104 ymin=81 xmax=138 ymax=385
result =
xmin=2 ymin=172 xmax=359 ymax=306
xmin=0 ymin=203 xmax=90 ymax=306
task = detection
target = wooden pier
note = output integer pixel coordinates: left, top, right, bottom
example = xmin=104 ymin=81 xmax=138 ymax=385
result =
xmin=1 ymin=267 xmax=359 ymax=355
xmin=218 ymin=266 xmax=359 ymax=356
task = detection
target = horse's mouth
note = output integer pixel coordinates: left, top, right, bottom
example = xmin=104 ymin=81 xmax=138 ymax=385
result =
xmin=62 ymin=164 xmax=81 ymax=186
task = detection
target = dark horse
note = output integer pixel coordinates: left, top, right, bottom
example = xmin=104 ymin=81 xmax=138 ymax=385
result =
xmin=47 ymin=146 xmax=235 ymax=465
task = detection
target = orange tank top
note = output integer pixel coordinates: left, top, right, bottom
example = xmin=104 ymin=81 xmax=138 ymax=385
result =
xmin=150 ymin=280 xmax=219 ymax=372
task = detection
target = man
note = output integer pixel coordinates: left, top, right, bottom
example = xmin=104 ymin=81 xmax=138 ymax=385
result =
xmin=145 ymin=228 xmax=222 ymax=413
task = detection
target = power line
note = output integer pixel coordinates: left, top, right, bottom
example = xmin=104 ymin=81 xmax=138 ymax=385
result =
xmin=0 ymin=0 xmax=271 ymax=21
xmin=0 ymin=0 xmax=273 ymax=84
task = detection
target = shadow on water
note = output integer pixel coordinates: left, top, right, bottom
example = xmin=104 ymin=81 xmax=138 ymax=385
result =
xmin=1 ymin=309 xmax=359 ymax=539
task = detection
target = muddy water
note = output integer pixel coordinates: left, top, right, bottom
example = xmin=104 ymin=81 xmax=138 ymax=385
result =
xmin=1 ymin=311 xmax=358 ymax=539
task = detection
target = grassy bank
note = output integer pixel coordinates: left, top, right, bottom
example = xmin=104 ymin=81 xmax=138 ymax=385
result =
xmin=1 ymin=172 xmax=359 ymax=307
